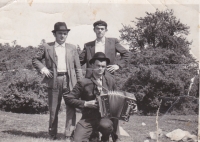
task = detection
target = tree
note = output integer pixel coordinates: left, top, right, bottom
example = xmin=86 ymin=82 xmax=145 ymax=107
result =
xmin=76 ymin=45 xmax=82 ymax=55
xmin=12 ymin=40 xmax=17 ymax=47
xmin=4 ymin=43 xmax=10 ymax=47
xmin=120 ymin=9 xmax=193 ymax=55
xmin=40 ymin=39 xmax=46 ymax=45
xmin=118 ymin=9 xmax=199 ymax=114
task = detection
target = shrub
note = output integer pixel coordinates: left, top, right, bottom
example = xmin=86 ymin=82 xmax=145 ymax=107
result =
xmin=121 ymin=62 xmax=199 ymax=115
xmin=167 ymin=96 xmax=199 ymax=115
xmin=0 ymin=45 xmax=38 ymax=71
xmin=0 ymin=69 xmax=48 ymax=114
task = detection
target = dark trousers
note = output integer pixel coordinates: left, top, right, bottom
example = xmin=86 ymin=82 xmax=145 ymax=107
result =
xmin=110 ymin=118 xmax=118 ymax=140
xmin=48 ymin=75 xmax=76 ymax=136
xmin=73 ymin=118 xmax=115 ymax=142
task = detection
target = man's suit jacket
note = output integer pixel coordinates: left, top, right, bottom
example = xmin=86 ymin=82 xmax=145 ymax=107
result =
xmin=63 ymin=74 xmax=116 ymax=120
xmin=79 ymin=38 xmax=130 ymax=77
xmin=32 ymin=42 xmax=83 ymax=90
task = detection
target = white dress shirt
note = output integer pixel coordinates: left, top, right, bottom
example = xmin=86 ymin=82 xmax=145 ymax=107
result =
xmin=54 ymin=42 xmax=67 ymax=72
xmin=95 ymin=37 xmax=105 ymax=53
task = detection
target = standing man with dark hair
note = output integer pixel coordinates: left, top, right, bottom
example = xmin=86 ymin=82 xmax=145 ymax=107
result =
xmin=32 ymin=22 xmax=83 ymax=141
xmin=79 ymin=20 xmax=129 ymax=141
xmin=64 ymin=52 xmax=119 ymax=142
xmin=79 ymin=20 xmax=130 ymax=78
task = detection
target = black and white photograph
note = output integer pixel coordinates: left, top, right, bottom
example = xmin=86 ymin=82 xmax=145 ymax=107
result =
xmin=0 ymin=0 xmax=199 ymax=142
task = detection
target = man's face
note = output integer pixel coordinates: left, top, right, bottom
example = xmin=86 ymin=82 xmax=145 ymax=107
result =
xmin=54 ymin=31 xmax=68 ymax=44
xmin=92 ymin=60 xmax=107 ymax=76
xmin=93 ymin=25 xmax=107 ymax=39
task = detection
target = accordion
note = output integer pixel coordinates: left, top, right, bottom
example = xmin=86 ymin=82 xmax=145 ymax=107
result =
xmin=97 ymin=91 xmax=137 ymax=122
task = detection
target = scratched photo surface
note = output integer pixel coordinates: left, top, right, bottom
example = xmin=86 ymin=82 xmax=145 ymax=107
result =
xmin=0 ymin=1 xmax=199 ymax=142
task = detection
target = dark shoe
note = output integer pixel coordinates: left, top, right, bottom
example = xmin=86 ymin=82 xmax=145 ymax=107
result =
xmin=90 ymin=131 xmax=100 ymax=142
xmin=50 ymin=135 xmax=57 ymax=140
xmin=100 ymin=139 xmax=109 ymax=142
xmin=90 ymin=137 xmax=100 ymax=142
xmin=100 ymin=136 xmax=109 ymax=142
xmin=114 ymin=138 xmax=120 ymax=142
xmin=111 ymin=133 xmax=119 ymax=142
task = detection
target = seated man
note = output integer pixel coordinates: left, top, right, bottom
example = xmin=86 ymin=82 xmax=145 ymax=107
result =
xmin=64 ymin=52 xmax=118 ymax=142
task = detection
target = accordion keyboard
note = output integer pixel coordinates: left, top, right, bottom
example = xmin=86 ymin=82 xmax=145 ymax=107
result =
xmin=97 ymin=91 xmax=137 ymax=122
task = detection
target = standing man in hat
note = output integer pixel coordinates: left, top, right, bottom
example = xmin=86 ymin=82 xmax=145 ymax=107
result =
xmin=32 ymin=22 xmax=83 ymax=140
xmin=79 ymin=20 xmax=130 ymax=78
xmin=64 ymin=52 xmax=119 ymax=142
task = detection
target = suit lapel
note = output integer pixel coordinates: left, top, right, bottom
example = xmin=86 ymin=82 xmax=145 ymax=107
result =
xmin=105 ymin=38 xmax=111 ymax=58
xmin=65 ymin=43 xmax=70 ymax=69
xmin=90 ymin=75 xmax=109 ymax=95
xmin=90 ymin=77 xmax=100 ymax=96
xmin=89 ymin=40 xmax=96 ymax=58
xmin=102 ymin=75 xmax=109 ymax=93
xmin=46 ymin=42 xmax=57 ymax=67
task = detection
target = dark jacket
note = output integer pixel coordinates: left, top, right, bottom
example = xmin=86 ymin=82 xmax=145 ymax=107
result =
xmin=79 ymin=38 xmax=130 ymax=77
xmin=63 ymin=74 xmax=116 ymax=119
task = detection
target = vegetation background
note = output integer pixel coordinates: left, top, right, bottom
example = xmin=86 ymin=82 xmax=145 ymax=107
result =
xmin=0 ymin=9 xmax=198 ymax=116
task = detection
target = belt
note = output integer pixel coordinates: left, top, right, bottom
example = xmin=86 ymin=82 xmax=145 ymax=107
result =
xmin=57 ymin=72 xmax=67 ymax=76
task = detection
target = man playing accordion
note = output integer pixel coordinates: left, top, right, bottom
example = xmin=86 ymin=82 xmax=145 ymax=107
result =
xmin=64 ymin=52 xmax=137 ymax=142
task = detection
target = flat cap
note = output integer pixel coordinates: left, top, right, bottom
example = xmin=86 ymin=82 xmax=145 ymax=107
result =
xmin=93 ymin=20 xmax=107 ymax=28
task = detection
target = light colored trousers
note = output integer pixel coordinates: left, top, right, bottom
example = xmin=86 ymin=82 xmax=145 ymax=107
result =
xmin=48 ymin=74 xmax=76 ymax=137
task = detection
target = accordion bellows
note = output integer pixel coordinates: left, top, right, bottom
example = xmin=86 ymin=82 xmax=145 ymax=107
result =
xmin=97 ymin=91 xmax=137 ymax=122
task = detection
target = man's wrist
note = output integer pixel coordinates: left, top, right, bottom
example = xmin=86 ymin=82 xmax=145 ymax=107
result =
xmin=41 ymin=67 xmax=45 ymax=71
xmin=40 ymin=67 xmax=47 ymax=74
xmin=116 ymin=64 xmax=119 ymax=69
xmin=84 ymin=101 xmax=87 ymax=107
xmin=116 ymin=64 xmax=120 ymax=69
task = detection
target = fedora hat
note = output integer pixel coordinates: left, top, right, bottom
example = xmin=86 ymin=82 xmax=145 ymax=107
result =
xmin=89 ymin=52 xmax=110 ymax=64
xmin=52 ymin=22 xmax=70 ymax=33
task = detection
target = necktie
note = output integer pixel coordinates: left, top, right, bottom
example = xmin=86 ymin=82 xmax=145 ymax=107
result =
xmin=96 ymin=78 xmax=102 ymax=93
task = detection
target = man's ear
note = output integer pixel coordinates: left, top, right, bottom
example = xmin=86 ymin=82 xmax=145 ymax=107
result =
xmin=91 ymin=63 xmax=94 ymax=68
xmin=53 ymin=32 xmax=56 ymax=37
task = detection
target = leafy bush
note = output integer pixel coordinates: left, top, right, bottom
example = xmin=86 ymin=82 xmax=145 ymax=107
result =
xmin=168 ymin=96 xmax=198 ymax=115
xmin=0 ymin=44 xmax=37 ymax=71
xmin=0 ymin=44 xmax=77 ymax=114
xmin=0 ymin=69 xmax=48 ymax=114
xmin=119 ymin=50 xmax=199 ymax=115
xmin=118 ymin=9 xmax=199 ymax=115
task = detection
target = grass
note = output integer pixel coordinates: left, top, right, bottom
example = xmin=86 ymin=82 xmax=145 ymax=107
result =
xmin=0 ymin=110 xmax=198 ymax=142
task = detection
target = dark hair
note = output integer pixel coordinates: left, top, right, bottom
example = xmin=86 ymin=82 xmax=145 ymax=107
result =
xmin=94 ymin=24 xmax=107 ymax=29
xmin=93 ymin=20 xmax=107 ymax=29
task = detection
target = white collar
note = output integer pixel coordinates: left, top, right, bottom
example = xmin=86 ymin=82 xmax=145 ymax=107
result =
xmin=55 ymin=42 xmax=65 ymax=48
xmin=96 ymin=37 xmax=106 ymax=43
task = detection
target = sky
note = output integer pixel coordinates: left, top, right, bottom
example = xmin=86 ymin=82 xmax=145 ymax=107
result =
xmin=0 ymin=0 xmax=199 ymax=60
